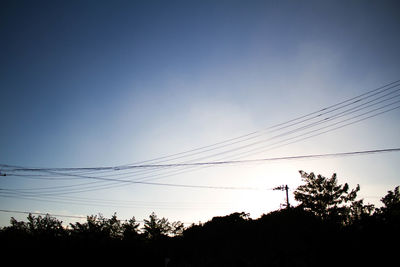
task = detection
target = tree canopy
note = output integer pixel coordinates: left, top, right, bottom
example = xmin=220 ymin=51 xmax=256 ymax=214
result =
xmin=1 ymin=172 xmax=399 ymax=266
xmin=294 ymin=170 xmax=361 ymax=224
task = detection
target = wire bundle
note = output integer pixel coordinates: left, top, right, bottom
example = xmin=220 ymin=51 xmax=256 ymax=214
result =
xmin=1 ymin=80 xmax=400 ymax=208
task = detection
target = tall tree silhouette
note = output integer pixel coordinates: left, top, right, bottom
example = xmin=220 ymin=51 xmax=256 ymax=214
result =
xmin=380 ymin=186 xmax=400 ymax=211
xmin=294 ymin=170 xmax=360 ymax=223
xmin=143 ymin=212 xmax=172 ymax=240
xmin=122 ymin=216 xmax=140 ymax=240
xmin=378 ymin=186 xmax=400 ymax=224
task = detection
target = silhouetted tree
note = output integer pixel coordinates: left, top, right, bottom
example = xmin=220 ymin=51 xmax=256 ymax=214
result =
xmin=69 ymin=215 xmax=99 ymax=238
xmin=1 ymin=186 xmax=399 ymax=267
xmin=348 ymin=199 xmax=375 ymax=224
xmin=171 ymin=221 xmax=185 ymax=236
xmin=143 ymin=212 xmax=172 ymax=240
xmin=28 ymin=213 xmax=64 ymax=236
xmin=294 ymin=170 xmax=360 ymax=224
xmin=69 ymin=213 xmax=119 ymax=240
xmin=102 ymin=212 xmax=123 ymax=239
xmin=122 ymin=216 xmax=140 ymax=240
xmin=9 ymin=216 xmax=28 ymax=231
xmin=6 ymin=213 xmax=65 ymax=238
xmin=380 ymin=186 xmax=400 ymax=211
xmin=377 ymin=186 xmax=400 ymax=224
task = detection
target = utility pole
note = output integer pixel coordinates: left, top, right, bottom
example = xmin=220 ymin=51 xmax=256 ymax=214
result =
xmin=285 ymin=185 xmax=289 ymax=209
xmin=273 ymin=184 xmax=290 ymax=209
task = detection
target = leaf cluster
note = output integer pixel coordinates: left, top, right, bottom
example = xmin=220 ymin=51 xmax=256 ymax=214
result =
xmin=1 ymin=173 xmax=399 ymax=266
xmin=294 ymin=170 xmax=361 ymax=224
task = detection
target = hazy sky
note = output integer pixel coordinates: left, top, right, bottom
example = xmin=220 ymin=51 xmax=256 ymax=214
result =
xmin=1 ymin=0 xmax=400 ymax=226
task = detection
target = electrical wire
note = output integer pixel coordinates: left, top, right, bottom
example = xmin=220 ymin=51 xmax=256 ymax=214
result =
xmin=0 ymin=209 xmax=198 ymax=225
xmin=1 ymin=148 xmax=399 ymax=197
xmin=0 ymin=209 xmax=87 ymax=219
xmin=1 ymin=80 xmax=400 ymax=198
xmin=2 ymin=101 xmax=399 ymax=196
xmin=3 ymin=89 xmax=400 ymax=179
xmin=3 ymin=79 xmax=400 ymax=174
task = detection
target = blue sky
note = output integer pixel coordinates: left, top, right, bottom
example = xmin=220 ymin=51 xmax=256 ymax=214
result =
xmin=1 ymin=0 xmax=400 ymax=226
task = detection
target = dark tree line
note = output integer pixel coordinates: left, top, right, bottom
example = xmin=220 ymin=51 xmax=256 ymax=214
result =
xmin=1 ymin=170 xmax=399 ymax=266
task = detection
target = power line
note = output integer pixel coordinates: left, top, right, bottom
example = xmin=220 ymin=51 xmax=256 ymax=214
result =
xmin=0 ymin=193 xmax=234 ymax=210
xmin=24 ymin=147 xmax=400 ymax=169
xmin=2 ymin=180 xmax=266 ymax=192
xmin=222 ymin=101 xmax=400 ymax=161
xmin=94 ymin=95 xmax=400 ymax=184
xmin=1 ymin=146 xmax=398 ymax=209
xmin=2 ymin=148 xmax=399 ymax=196
xmin=166 ymin=98 xmax=400 ymax=166
xmin=0 ymin=209 xmax=87 ymax=219
xmin=3 ymin=79 xmax=400 ymax=174
xmin=112 ymin=79 xmax=400 ymax=167
xmin=2 ymin=82 xmax=398 ymax=217
xmin=3 ymin=87 xmax=399 ymax=185
xmin=143 ymin=147 xmax=400 ymax=168
xmin=0 ymin=209 xmax=146 ymax=223
xmin=0 ymin=194 xmax=232 ymax=207
xmin=0 ymin=209 xmax=199 ymax=225
xmin=1 ymin=81 xmax=400 ymax=196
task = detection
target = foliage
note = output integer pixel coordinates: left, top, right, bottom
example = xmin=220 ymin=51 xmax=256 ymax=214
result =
xmin=143 ymin=212 xmax=181 ymax=239
xmin=69 ymin=214 xmax=108 ymax=240
xmin=171 ymin=220 xmax=185 ymax=236
xmin=122 ymin=216 xmax=140 ymax=240
xmin=376 ymin=186 xmax=400 ymax=224
xmin=380 ymin=186 xmax=400 ymax=211
xmin=347 ymin=198 xmax=375 ymax=224
xmin=1 ymin=176 xmax=399 ymax=266
xmin=8 ymin=213 xmax=65 ymax=238
xmin=294 ymin=170 xmax=361 ymax=224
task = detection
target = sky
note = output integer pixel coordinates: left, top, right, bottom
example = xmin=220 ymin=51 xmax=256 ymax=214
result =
xmin=1 ymin=0 xmax=400 ymax=226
